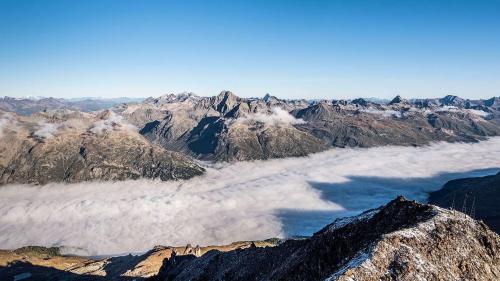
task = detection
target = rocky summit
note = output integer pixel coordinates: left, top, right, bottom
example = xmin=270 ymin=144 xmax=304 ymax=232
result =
xmin=0 ymin=109 xmax=204 ymax=185
xmin=1 ymin=197 xmax=498 ymax=280
xmin=114 ymin=92 xmax=500 ymax=161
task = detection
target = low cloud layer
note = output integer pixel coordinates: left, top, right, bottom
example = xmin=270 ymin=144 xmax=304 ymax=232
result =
xmin=237 ymin=107 xmax=306 ymax=126
xmin=90 ymin=111 xmax=137 ymax=135
xmin=0 ymin=138 xmax=499 ymax=256
xmin=0 ymin=112 xmax=18 ymax=138
xmin=359 ymin=108 xmax=402 ymax=118
xmin=33 ymin=122 xmax=60 ymax=139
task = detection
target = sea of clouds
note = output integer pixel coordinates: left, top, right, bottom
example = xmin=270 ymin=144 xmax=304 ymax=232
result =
xmin=0 ymin=138 xmax=499 ymax=256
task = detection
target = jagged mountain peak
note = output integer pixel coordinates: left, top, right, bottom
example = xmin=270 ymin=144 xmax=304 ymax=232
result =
xmin=262 ymin=93 xmax=280 ymax=103
xmin=484 ymin=96 xmax=500 ymax=107
xmin=295 ymin=101 xmax=340 ymax=121
xmin=351 ymin=98 xmax=368 ymax=106
xmin=388 ymin=95 xmax=408 ymax=105
xmin=215 ymin=90 xmax=238 ymax=100
xmin=439 ymin=94 xmax=465 ymax=106
xmin=212 ymin=91 xmax=240 ymax=114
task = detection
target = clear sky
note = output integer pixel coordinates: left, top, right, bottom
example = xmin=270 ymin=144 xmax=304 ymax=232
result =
xmin=1 ymin=0 xmax=499 ymax=100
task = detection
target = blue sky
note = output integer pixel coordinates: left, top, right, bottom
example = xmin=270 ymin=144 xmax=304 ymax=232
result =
xmin=1 ymin=0 xmax=499 ymax=99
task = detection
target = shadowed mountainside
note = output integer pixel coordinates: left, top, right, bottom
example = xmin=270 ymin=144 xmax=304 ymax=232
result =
xmin=429 ymin=171 xmax=500 ymax=233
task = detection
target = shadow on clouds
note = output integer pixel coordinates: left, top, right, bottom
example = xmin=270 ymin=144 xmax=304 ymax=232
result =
xmin=277 ymin=168 xmax=499 ymax=237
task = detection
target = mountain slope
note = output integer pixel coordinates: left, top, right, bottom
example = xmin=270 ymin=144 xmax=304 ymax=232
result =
xmin=0 ymin=110 xmax=204 ymax=185
xmin=429 ymin=171 xmax=500 ymax=234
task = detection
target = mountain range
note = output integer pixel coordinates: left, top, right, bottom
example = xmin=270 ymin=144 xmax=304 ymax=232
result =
xmin=1 ymin=92 xmax=500 ymax=184
xmin=0 ymin=96 xmax=144 ymax=116
xmin=118 ymin=92 xmax=500 ymax=161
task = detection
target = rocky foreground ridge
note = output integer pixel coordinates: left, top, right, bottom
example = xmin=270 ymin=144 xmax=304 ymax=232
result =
xmin=116 ymin=92 xmax=500 ymax=161
xmin=0 ymin=109 xmax=204 ymax=185
xmin=1 ymin=197 xmax=499 ymax=280
xmin=160 ymin=196 xmax=500 ymax=281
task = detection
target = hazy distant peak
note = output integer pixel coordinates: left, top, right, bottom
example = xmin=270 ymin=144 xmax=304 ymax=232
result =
xmin=388 ymin=95 xmax=408 ymax=105
xmin=439 ymin=95 xmax=465 ymax=106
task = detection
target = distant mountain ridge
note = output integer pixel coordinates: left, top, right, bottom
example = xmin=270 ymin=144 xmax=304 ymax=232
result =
xmin=0 ymin=96 xmax=145 ymax=115
xmin=114 ymin=91 xmax=500 ymax=161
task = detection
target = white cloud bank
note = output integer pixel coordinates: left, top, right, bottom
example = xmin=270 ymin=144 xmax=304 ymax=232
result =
xmin=359 ymin=108 xmax=402 ymax=118
xmin=236 ymin=107 xmax=305 ymax=126
xmin=90 ymin=111 xmax=137 ymax=135
xmin=0 ymin=138 xmax=499 ymax=256
xmin=33 ymin=122 xmax=60 ymax=139
xmin=0 ymin=112 xmax=18 ymax=138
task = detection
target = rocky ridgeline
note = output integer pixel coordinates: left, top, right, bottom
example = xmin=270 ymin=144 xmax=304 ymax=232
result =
xmin=0 ymin=109 xmax=204 ymax=185
xmin=1 ymin=197 xmax=498 ymax=280
xmin=0 ymin=241 xmax=279 ymax=280
xmin=115 ymin=92 xmax=500 ymax=161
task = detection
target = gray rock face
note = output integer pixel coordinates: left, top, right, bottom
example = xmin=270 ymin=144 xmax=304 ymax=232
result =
xmin=429 ymin=171 xmax=500 ymax=234
xmin=160 ymin=197 xmax=500 ymax=281
xmin=0 ymin=110 xmax=204 ymax=185
xmin=117 ymin=92 xmax=500 ymax=161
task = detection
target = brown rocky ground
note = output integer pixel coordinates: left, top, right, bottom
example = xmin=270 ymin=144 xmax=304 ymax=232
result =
xmin=0 ymin=240 xmax=278 ymax=280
